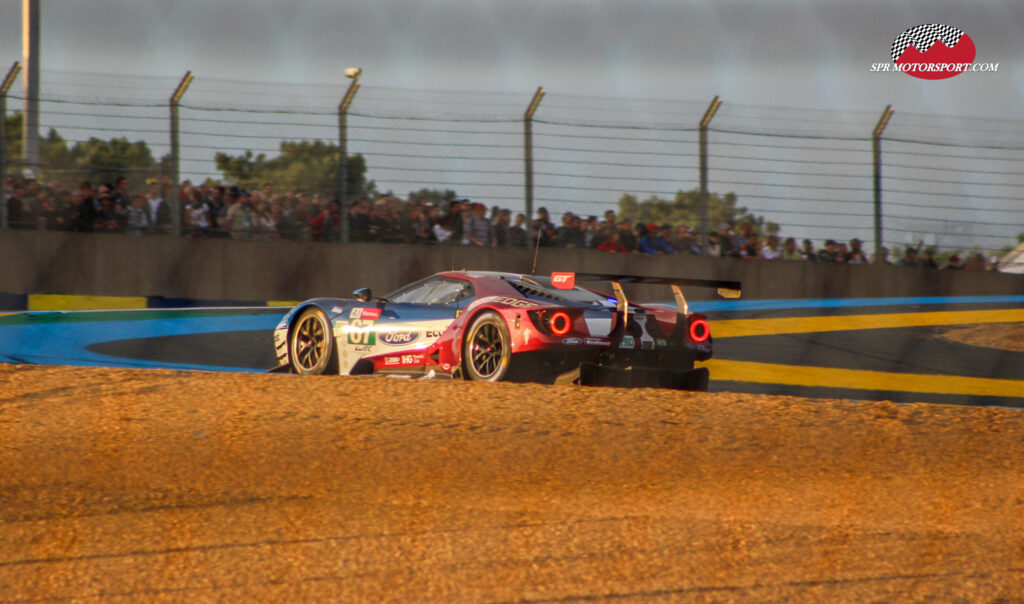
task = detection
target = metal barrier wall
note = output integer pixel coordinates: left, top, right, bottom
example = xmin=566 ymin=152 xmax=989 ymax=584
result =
xmin=2 ymin=230 xmax=1020 ymax=303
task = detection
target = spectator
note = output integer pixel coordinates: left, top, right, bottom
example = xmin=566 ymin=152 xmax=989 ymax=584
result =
xmin=801 ymin=239 xmax=817 ymax=261
xmin=836 ymin=242 xmax=850 ymax=263
xmin=126 ymin=194 xmax=151 ymax=235
xmin=581 ymin=215 xmax=601 ymax=248
xmin=741 ymin=233 xmax=760 ymax=258
xmin=147 ymin=181 xmax=172 ymax=234
xmin=706 ymin=231 xmax=722 ymax=257
xmin=71 ymin=185 xmax=98 ymax=232
xmin=617 ymin=218 xmax=637 ymax=251
xmin=310 ymin=199 xmax=340 ymax=241
xmin=760 ymin=234 xmax=782 ymax=260
xmin=942 ymin=254 xmax=963 ymax=269
xmin=873 ymin=246 xmax=893 ymax=265
xmin=781 ymin=237 xmax=802 ymax=260
xmin=920 ymin=248 xmax=939 ymax=269
xmin=535 ymin=207 xmax=554 ymax=232
xmin=508 ymin=213 xmax=528 ymax=247
xmin=817 ymin=240 xmax=838 ymax=262
xmin=463 ymin=202 xmax=494 ymax=246
xmin=185 ymin=189 xmax=212 ymax=236
xmin=346 ymin=197 xmax=371 ymax=242
xmin=433 ymin=214 xmax=455 ymax=244
xmin=719 ymin=223 xmax=740 ymax=257
xmin=95 ymin=194 xmax=121 ymax=232
xmin=447 ymin=200 xmax=466 ymax=243
xmin=638 ymin=223 xmax=675 ymax=255
xmin=848 ymin=238 xmax=866 ymax=263
xmin=675 ymin=227 xmax=702 ymax=255
xmin=224 ymin=190 xmax=252 ymax=240
xmin=493 ymin=208 xmax=512 ymax=247
xmin=596 ymin=229 xmax=630 ymax=252
xmin=253 ymin=198 xmax=278 ymax=240
xmin=36 ymin=189 xmax=63 ymax=231
xmin=555 ymin=212 xmax=585 ymax=248
xmin=601 ymin=209 xmax=617 ymax=231
xmin=897 ymin=246 xmax=920 ymax=267
xmin=5 ymin=181 xmax=30 ymax=229
xmin=964 ymin=252 xmax=986 ymax=271
xmin=113 ymin=177 xmax=131 ymax=224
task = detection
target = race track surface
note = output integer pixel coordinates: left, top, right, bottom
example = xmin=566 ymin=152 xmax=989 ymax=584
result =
xmin=1 ymin=296 xmax=1020 ymax=406
xmin=3 ymin=365 xmax=1024 ymax=602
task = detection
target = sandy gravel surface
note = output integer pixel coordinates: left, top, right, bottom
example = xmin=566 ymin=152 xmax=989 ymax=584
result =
xmin=2 ymin=363 xmax=1024 ymax=602
xmin=943 ymin=322 xmax=1024 ymax=353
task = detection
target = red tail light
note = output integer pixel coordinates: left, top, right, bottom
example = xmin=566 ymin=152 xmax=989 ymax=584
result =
xmin=689 ymin=318 xmax=710 ymax=343
xmin=549 ymin=311 xmax=571 ymax=335
xmin=527 ymin=309 xmax=579 ymax=336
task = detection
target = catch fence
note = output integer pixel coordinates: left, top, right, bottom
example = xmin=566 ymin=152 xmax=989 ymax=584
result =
xmin=1 ymin=65 xmax=1023 ymax=254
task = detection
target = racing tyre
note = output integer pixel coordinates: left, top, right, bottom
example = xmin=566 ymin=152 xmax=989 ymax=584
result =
xmin=289 ymin=308 xmax=337 ymax=375
xmin=463 ymin=311 xmax=511 ymax=381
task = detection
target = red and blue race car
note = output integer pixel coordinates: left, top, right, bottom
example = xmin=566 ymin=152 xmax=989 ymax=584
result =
xmin=271 ymin=270 xmax=740 ymax=390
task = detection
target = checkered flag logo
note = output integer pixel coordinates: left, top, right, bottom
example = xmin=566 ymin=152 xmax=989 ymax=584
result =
xmin=891 ymin=24 xmax=965 ymax=62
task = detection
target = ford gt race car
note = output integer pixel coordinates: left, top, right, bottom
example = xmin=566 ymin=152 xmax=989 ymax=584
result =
xmin=271 ymin=271 xmax=740 ymax=390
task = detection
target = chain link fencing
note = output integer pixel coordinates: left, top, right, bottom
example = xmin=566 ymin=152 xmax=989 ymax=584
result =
xmin=1 ymin=69 xmax=1022 ymax=254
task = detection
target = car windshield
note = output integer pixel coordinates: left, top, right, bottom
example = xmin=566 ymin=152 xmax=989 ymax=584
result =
xmin=385 ymin=277 xmax=474 ymax=306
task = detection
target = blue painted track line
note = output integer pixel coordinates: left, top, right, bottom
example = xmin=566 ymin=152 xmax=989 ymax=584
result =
xmin=0 ymin=313 xmax=283 ymax=372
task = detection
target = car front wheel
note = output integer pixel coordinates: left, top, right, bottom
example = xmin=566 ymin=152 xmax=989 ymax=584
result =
xmin=289 ymin=307 xmax=337 ymax=375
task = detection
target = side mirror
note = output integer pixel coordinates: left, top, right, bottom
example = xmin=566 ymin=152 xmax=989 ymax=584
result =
xmin=353 ymin=288 xmax=372 ymax=302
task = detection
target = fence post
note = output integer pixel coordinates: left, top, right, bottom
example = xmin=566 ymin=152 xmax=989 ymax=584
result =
xmin=698 ymin=96 xmax=722 ymax=250
xmin=523 ymin=86 xmax=545 ymax=225
xmin=0 ymin=62 xmax=22 ymax=231
xmin=169 ymin=71 xmax=194 ymax=237
xmin=338 ymin=70 xmax=361 ymax=243
xmin=872 ymin=104 xmax=894 ymax=261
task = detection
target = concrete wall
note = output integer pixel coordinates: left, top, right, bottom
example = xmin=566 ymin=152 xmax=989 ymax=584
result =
xmin=2 ymin=230 xmax=1021 ymax=302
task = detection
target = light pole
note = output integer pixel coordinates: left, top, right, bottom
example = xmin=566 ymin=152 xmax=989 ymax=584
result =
xmin=338 ymin=67 xmax=361 ymax=243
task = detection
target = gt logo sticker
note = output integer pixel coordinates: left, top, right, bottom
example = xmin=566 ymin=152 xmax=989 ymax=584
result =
xmin=347 ymin=330 xmax=376 ymax=345
xmin=551 ymin=272 xmax=575 ymax=290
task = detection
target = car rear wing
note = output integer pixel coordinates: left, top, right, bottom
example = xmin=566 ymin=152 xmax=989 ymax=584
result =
xmin=559 ymin=272 xmax=741 ymax=317
xmin=545 ymin=272 xmax=740 ymax=346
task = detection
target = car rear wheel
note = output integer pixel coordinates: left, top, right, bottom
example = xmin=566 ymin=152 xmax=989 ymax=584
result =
xmin=463 ymin=311 xmax=511 ymax=381
xmin=289 ymin=308 xmax=336 ymax=375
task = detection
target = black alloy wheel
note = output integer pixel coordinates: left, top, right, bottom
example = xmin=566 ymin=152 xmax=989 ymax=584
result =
xmin=463 ymin=311 xmax=511 ymax=381
xmin=289 ymin=308 xmax=336 ymax=375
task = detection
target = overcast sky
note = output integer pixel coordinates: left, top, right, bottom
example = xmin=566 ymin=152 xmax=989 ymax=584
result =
xmin=1 ymin=0 xmax=1022 ymax=118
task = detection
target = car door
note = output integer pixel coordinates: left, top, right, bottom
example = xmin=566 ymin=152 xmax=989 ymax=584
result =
xmin=338 ymin=277 xmax=474 ymax=375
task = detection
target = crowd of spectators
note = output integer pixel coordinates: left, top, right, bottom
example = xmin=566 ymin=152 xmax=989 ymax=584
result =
xmin=2 ymin=173 xmax=1001 ymax=271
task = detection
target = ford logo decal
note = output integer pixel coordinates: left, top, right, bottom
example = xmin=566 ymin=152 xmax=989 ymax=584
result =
xmin=380 ymin=331 xmax=419 ymax=346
